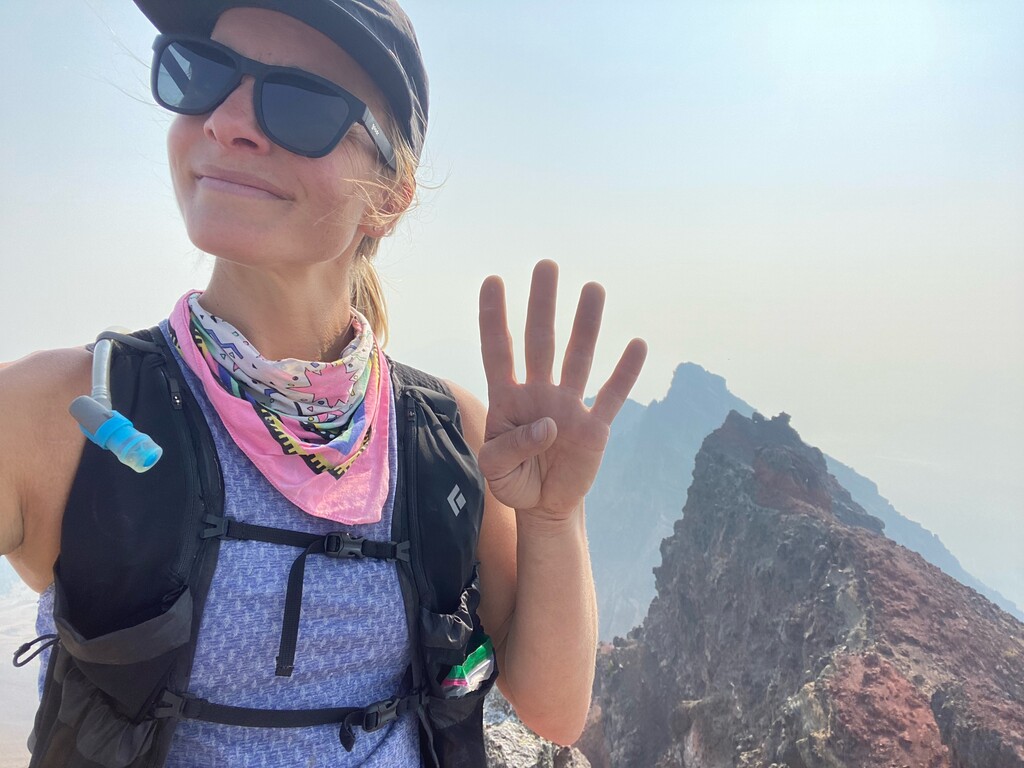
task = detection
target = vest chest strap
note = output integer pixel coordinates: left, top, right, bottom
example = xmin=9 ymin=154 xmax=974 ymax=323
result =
xmin=199 ymin=514 xmax=411 ymax=677
xmin=154 ymin=687 xmax=427 ymax=752
xmin=201 ymin=514 xmax=410 ymax=562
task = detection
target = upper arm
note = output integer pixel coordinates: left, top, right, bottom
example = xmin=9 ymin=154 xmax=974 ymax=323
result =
xmin=0 ymin=360 xmax=25 ymax=556
xmin=444 ymin=380 xmax=519 ymax=678
xmin=0 ymin=347 xmax=92 ymax=572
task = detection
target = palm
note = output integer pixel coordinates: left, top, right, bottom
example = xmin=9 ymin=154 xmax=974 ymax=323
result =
xmin=478 ymin=260 xmax=647 ymax=520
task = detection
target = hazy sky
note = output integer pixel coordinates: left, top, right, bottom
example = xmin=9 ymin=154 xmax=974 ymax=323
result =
xmin=1 ymin=2 xmax=1021 ymax=610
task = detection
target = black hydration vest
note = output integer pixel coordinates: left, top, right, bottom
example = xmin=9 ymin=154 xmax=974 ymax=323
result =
xmin=20 ymin=326 xmax=497 ymax=768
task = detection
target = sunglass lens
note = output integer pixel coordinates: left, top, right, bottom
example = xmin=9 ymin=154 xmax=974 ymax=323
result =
xmin=156 ymin=40 xmax=236 ymax=113
xmin=261 ymin=73 xmax=353 ymax=157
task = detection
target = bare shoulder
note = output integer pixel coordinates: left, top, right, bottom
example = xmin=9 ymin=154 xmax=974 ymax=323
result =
xmin=1 ymin=346 xmax=93 ymax=591
xmin=443 ymin=379 xmax=486 ymax=451
xmin=0 ymin=346 xmax=93 ymax=386
xmin=0 ymin=346 xmax=94 ymax=431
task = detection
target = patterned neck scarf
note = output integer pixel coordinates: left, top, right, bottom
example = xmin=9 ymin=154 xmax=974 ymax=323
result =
xmin=167 ymin=290 xmax=391 ymax=525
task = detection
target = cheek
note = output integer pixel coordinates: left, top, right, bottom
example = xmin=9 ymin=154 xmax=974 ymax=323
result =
xmin=167 ymin=116 xmax=199 ymax=204
xmin=302 ymin=150 xmax=376 ymax=227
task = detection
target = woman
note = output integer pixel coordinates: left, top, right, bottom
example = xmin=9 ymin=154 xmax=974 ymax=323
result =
xmin=1 ymin=1 xmax=646 ymax=765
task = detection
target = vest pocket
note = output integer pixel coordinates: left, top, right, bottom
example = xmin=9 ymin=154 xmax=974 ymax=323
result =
xmin=418 ymin=569 xmax=500 ymax=765
xmin=423 ymin=654 xmax=498 ymax=768
xmin=37 ymin=575 xmax=195 ymax=767
xmin=52 ymin=661 xmax=160 ymax=768
xmin=53 ymin=575 xmax=193 ymax=720
xmin=418 ymin=576 xmax=477 ymax=667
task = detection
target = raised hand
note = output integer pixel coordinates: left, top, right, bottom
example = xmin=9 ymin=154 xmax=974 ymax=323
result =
xmin=477 ymin=260 xmax=647 ymax=522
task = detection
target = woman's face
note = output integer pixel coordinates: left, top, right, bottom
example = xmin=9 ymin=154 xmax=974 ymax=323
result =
xmin=167 ymin=8 xmax=390 ymax=269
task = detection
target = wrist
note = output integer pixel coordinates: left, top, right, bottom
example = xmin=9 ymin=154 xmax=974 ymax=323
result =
xmin=514 ymin=503 xmax=585 ymax=539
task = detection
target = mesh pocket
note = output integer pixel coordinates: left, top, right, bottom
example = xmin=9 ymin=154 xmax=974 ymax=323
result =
xmin=53 ymin=577 xmax=193 ymax=721
xmin=418 ymin=570 xmax=500 ymax=733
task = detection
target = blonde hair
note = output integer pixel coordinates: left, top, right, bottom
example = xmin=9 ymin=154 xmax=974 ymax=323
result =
xmin=348 ymin=128 xmax=420 ymax=350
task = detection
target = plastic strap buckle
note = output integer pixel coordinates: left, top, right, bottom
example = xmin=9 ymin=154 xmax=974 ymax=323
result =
xmin=337 ymin=691 xmax=423 ymax=752
xmin=200 ymin=514 xmax=228 ymax=539
xmin=338 ymin=697 xmax=399 ymax=753
xmin=153 ymin=690 xmax=202 ymax=720
xmin=359 ymin=697 xmax=401 ymax=732
xmin=323 ymin=532 xmax=365 ymax=559
xmin=393 ymin=541 xmax=411 ymax=563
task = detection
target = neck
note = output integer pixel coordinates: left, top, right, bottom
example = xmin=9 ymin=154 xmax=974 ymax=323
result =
xmin=199 ymin=259 xmax=359 ymax=362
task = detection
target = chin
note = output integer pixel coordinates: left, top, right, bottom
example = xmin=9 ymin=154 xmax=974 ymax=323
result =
xmin=182 ymin=206 xmax=362 ymax=269
xmin=186 ymin=221 xmax=281 ymax=265
xmin=184 ymin=211 xmax=280 ymax=264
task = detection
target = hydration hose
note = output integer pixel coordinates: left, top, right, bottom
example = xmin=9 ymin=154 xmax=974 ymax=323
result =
xmin=68 ymin=327 xmax=163 ymax=473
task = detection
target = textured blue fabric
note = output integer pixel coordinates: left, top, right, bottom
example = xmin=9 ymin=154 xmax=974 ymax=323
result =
xmin=38 ymin=320 xmax=420 ymax=766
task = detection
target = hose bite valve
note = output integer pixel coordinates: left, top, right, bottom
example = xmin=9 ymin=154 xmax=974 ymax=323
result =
xmin=68 ymin=329 xmax=163 ymax=473
xmin=69 ymin=397 xmax=163 ymax=472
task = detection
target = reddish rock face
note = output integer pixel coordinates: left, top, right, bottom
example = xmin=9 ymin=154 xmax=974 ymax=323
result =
xmin=828 ymin=652 xmax=950 ymax=768
xmin=581 ymin=411 xmax=1024 ymax=768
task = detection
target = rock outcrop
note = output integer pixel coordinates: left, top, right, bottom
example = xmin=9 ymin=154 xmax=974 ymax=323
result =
xmin=485 ymin=689 xmax=592 ymax=768
xmin=584 ymin=411 xmax=1024 ymax=767
xmin=585 ymin=364 xmax=757 ymax=640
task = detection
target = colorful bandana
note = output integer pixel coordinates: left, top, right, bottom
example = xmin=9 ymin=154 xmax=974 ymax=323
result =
xmin=167 ymin=290 xmax=391 ymax=525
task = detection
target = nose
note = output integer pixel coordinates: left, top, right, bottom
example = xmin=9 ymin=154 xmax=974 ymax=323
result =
xmin=203 ymin=76 xmax=272 ymax=155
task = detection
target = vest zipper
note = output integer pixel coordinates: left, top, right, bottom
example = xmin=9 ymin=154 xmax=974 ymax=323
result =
xmin=161 ymin=367 xmax=206 ymax=579
xmin=393 ymin=390 xmax=420 ymax=631
xmin=398 ymin=388 xmax=439 ymax=764
xmin=405 ymin=393 xmax=431 ymax=598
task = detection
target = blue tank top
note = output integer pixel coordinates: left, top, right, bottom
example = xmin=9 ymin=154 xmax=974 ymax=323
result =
xmin=38 ymin=319 xmax=421 ymax=766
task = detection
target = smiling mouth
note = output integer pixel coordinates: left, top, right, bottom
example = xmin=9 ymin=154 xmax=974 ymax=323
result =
xmin=193 ymin=165 xmax=292 ymax=200
xmin=197 ymin=175 xmax=287 ymax=200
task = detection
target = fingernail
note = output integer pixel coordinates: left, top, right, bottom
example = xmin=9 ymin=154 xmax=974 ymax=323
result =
xmin=532 ymin=420 xmax=547 ymax=442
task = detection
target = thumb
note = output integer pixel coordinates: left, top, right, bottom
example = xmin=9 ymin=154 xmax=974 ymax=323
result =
xmin=477 ymin=417 xmax=557 ymax=481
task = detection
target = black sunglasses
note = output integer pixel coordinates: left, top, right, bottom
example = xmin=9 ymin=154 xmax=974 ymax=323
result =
xmin=151 ymin=34 xmax=397 ymax=170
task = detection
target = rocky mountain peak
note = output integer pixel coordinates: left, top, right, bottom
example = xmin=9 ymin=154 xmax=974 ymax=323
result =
xmin=661 ymin=363 xmax=734 ymax=414
xmin=583 ymin=411 xmax=1023 ymax=767
xmin=669 ymin=362 xmax=729 ymax=393
xmin=702 ymin=410 xmax=885 ymax=534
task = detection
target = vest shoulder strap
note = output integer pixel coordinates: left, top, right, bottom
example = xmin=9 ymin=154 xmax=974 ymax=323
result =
xmin=388 ymin=358 xmax=463 ymax=434
xmin=385 ymin=356 xmax=493 ymax=767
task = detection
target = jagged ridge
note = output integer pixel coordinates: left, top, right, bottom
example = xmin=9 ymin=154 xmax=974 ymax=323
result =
xmin=584 ymin=411 xmax=1024 ymax=767
xmin=584 ymin=362 xmax=1021 ymax=643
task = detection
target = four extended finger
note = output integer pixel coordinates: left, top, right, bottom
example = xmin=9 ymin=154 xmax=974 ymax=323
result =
xmin=479 ymin=275 xmax=516 ymax=388
xmin=560 ymin=282 xmax=605 ymax=396
xmin=590 ymin=338 xmax=648 ymax=425
xmin=524 ymin=260 xmax=558 ymax=384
